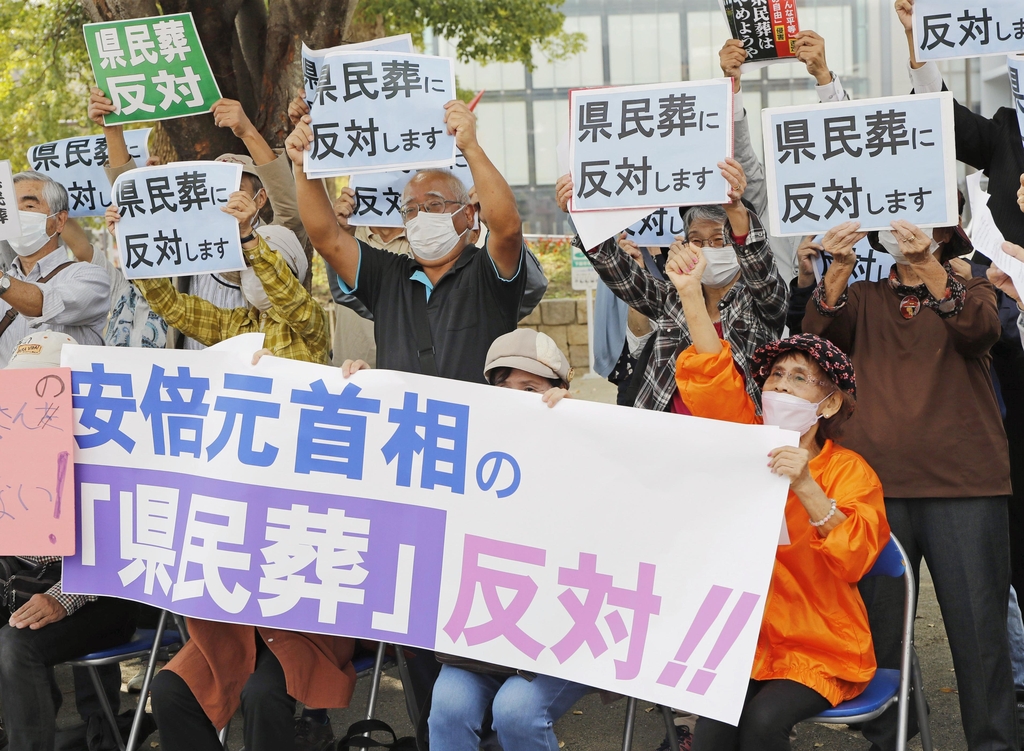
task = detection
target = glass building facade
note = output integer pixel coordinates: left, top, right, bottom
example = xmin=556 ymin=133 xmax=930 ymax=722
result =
xmin=429 ymin=0 xmax=1010 ymax=234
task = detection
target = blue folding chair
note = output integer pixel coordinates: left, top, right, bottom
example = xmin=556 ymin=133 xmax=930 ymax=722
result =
xmin=65 ymin=609 xmax=182 ymax=751
xmin=802 ymin=534 xmax=932 ymax=751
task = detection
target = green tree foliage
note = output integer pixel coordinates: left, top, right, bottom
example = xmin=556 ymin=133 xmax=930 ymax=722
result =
xmin=0 ymin=0 xmax=96 ymax=171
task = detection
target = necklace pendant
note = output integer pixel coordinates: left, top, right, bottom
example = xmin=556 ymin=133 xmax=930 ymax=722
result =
xmin=899 ymin=295 xmax=921 ymax=319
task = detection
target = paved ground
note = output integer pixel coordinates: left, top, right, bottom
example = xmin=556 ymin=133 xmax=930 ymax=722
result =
xmin=33 ymin=376 xmax=973 ymax=750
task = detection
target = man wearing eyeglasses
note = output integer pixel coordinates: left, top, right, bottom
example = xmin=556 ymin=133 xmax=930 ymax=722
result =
xmin=287 ymin=99 xmax=526 ymax=383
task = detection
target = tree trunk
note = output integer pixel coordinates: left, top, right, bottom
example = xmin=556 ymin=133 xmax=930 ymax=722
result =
xmin=79 ymin=0 xmax=355 ymax=161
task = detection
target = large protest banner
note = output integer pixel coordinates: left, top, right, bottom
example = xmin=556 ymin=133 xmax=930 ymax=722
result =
xmin=84 ymin=12 xmax=221 ymax=125
xmin=912 ymin=0 xmax=1024 ymax=62
xmin=0 ymin=367 xmax=75 ymax=555
xmin=348 ymin=151 xmax=473 ymax=228
xmin=0 ymin=160 xmax=20 ymax=242
xmin=112 ymin=160 xmax=244 ymax=279
xmin=61 ymin=341 xmax=794 ymax=724
xmin=761 ymin=92 xmax=958 ymax=236
xmin=304 ymin=51 xmax=457 ymax=179
xmin=26 ymin=130 xmax=152 ymax=217
xmin=302 ymin=34 xmax=415 ymax=110
xmin=569 ymin=79 xmax=733 ymax=213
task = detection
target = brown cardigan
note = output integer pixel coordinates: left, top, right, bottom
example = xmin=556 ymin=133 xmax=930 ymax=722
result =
xmin=803 ymin=273 xmax=1011 ymax=499
xmin=166 ymin=620 xmax=356 ymax=729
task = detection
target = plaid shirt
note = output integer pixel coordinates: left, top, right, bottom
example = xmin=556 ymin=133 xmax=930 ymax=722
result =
xmin=136 ymin=236 xmax=330 ymax=364
xmin=574 ymin=210 xmax=788 ymax=412
xmin=19 ymin=556 xmax=94 ymax=616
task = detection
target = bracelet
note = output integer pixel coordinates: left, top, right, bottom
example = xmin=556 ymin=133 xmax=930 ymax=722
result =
xmin=239 ymin=232 xmax=257 ymax=245
xmin=809 ymin=498 xmax=838 ymax=527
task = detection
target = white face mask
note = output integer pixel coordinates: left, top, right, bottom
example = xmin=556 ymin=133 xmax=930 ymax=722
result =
xmin=405 ymin=206 xmax=470 ymax=262
xmin=877 ymin=229 xmax=939 ymax=266
xmin=700 ymin=246 xmax=741 ymax=288
xmin=761 ymin=390 xmax=835 ymax=435
xmin=240 ymin=267 xmax=271 ymax=312
xmin=8 ymin=211 xmax=58 ymax=257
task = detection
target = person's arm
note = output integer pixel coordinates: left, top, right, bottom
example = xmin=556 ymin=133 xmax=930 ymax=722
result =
xmin=255 ymin=153 xmax=307 ymax=247
xmin=61 ymin=218 xmax=95 ymax=263
xmin=14 ymin=261 xmax=110 ymax=325
xmin=248 ymin=234 xmax=328 ymax=354
xmin=666 ymin=243 xmax=720 ymax=354
xmin=674 ymin=340 xmax=758 ymax=425
xmin=800 ymin=222 xmax=864 ymax=349
xmin=444 ymin=100 xmax=523 ymax=279
xmin=210 ymin=99 xmax=277 ymax=165
xmin=133 ymin=277 xmax=238 ymax=347
xmin=732 ymin=210 xmax=789 ymax=333
xmin=792 ymin=30 xmax=849 ymax=102
xmin=88 ymin=87 xmax=131 ymax=169
xmin=285 ymin=115 xmax=362 ymax=288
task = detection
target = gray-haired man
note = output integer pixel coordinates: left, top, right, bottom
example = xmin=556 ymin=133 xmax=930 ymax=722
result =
xmin=0 ymin=171 xmax=109 ymax=367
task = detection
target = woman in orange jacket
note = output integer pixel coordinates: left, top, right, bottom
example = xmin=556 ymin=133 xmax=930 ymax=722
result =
xmin=665 ymin=240 xmax=889 ymax=750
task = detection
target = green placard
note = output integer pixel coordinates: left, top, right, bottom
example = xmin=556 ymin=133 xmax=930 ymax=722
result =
xmin=84 ymin=12 xmax=222 ymax=125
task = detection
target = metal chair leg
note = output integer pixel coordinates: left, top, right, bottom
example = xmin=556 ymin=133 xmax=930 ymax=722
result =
xmin=659 ymin=705 xmax=678 ymax=749
xmin=393 ymin=646 xmax=420 ymax=729
xmin=911 ymin=649 xmax=933 ymax=751
xmin=126 ymin=610 xmax=167 ymax=751
xmin=173 ymin=613 xmax=189 ymax=642
xmin=87 ymin=665 xmax=126 ymax=751
xmin=365 ymin=641 xmax=388 ymax=721
xmin=621 ymin=697 xmax=637 ymax=751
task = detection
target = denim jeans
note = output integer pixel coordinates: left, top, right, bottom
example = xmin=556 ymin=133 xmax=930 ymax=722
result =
xmin=1009 ymin=586 xmax=1024 ymax=693
xmin=427 ymin=665 xmax=590 ymax=751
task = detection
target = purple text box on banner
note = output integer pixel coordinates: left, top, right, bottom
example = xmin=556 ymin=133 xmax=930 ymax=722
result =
xmin=64 ymin=463 xmax=446 ymax=648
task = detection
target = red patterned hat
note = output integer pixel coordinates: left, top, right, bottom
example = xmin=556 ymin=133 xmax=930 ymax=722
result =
xmin=750 ymin=334 xmax=856 ymax=398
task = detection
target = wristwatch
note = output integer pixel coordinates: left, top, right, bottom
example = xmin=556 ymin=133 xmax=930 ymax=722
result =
xmin=0 ymin=270 xmax=11 ymax=297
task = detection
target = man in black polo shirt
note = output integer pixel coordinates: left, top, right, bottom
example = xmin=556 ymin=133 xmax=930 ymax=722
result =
xmin=287 ymin=99 xmax=526 ymax=383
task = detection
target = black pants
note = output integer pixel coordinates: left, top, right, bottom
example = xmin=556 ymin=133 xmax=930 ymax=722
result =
xmin=690 ymin=679 xmax=830 ymax=751
xmin=859 ymin=497 xmax=1020 ymax=751
xmin=0 ymin=597 xmax=137 ymax=751
xmin=150 ymin=637 xmax=295 ymax=751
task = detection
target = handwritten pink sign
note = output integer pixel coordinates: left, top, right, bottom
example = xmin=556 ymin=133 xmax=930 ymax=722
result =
xmin=0 ymin=367 xmax=75 ymax=554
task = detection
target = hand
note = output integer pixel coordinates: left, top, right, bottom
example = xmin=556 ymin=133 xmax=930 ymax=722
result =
xmin=617 ymin=233 xmax=642 ymax=262
xmin=105 ymin=204 xmax=121 ymax=237
xmin=796 ymin=234 xmax=822 ymax=286
xmin=555 ymin=173 xmax=573 ymax=213
xmin=820 ymin=221 xmax=864 ymax=270
xmin=719 ymin=157 xmax=747 ymax=206
xmin=894 ymin=0 xmax=914 ymax=33
xmin=251 ymin=348 xmax=274 ymax=365
xmin=285 ymin=116 xmax=314 ymax=168
xmin=221 ymin=190 xmax=258 ymax=236
xmin=1018 ymin=173 xmax=1024 ymax=214
xmin=793 ymin=31 xmax=831 ymax=85
xmin=9 ymin=593 xmax=67 ymax=630
xmin=541 ymin=387 xmax=570 ymax=408
xmin=889 ymin=219 xmax=935 ymax=266
xmin=665 ymin=241 xmax=705 ymax=297
xmin=88 ymin=87 xmax=117 ymax=128
xmin=145 ymin=156 xmax=163 ymax=167
xmin=211 ymin=98 xmax=256 ymax=139
xmin=341 ymin=359 xmax=371 ymax=378
xmin=334 ymin=187 xmax=355 ymax=232
xmin=288 ymin=91 xmax=311 ymax=126
xmin=719 ymin=39 xmax=747 ymax=92
xmin=443 ymin=100 xmax=478 ymax=153
xmin=768 ymin=446 xmax=813 ymax=488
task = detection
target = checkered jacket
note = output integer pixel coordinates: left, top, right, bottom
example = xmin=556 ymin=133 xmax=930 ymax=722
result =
xmin=19 ymin=557 xmax=94 ymax=616
xmin=573 ymin=210 xmax=789 ymax=412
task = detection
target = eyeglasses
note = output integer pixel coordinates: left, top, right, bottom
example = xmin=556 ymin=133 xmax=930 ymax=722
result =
xmin=686 ymin=236 xmax=727 ymax=249
xmin=398 ymin=199 xmax=463 ymax=221
xmin=765 ymin=368 xmax=832 ymax=389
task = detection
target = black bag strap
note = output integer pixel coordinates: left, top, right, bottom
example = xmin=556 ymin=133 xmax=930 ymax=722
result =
xmin=0 ymin=261 xmax=75 ymax=340
xmin=410 ymin=284 xmax=438 ymax=377
xmin=337 ymin=719 xmax=417 ymax=750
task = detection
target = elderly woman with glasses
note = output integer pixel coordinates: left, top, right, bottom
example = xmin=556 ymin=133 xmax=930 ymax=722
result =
xmin=556 ymin=160 xmax=789 ymax=414
xmin=666 ymin=242 xmax=889 ymax=751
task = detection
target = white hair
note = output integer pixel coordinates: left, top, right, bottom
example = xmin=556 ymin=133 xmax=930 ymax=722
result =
xmin=13 ymin=171 xmax=70 ymax=215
